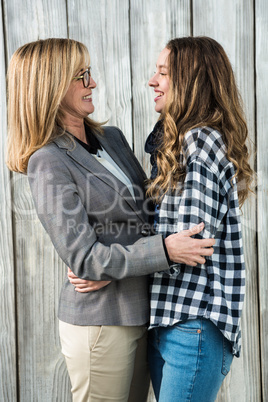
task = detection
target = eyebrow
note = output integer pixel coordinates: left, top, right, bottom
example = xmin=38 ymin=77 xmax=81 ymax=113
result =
xmin=157 ymin=64 xmax=168 ymax=69
xmin=78 ymin=65 xmax=90 ymax=73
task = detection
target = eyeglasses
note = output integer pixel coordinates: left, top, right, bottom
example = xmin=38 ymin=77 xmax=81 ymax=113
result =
xmin=73 ymin=67 xmax=91 ymax=88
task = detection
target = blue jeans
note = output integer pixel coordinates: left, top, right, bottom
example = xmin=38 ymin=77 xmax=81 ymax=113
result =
xmin=148 ymin=319 xmax=233 ymax=402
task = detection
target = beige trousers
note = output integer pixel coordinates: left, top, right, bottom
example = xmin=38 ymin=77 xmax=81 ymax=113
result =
xmin=59 ymin=321 xmax=150 ymax=402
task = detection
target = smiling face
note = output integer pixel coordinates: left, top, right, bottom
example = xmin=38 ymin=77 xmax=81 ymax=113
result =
xmin=60 ymin=65 xmax=97 ymax=121
xmin=148 ymin=47 xmax=170 ymax=114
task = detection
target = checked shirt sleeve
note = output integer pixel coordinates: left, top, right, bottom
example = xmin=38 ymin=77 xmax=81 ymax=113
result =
xmin=175 ymin=158 xmax=221 ymax=238
xmin=157 ymin=157 xmax=224 ymax=274
xmin=158 ymin=156 xmax=225 ymax=240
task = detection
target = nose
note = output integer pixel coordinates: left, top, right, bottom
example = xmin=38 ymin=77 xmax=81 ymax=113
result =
xmin=148 ymin=73 xmax=158 ymax=87
xmin=89 ymin=76 xmax=97 ymax=88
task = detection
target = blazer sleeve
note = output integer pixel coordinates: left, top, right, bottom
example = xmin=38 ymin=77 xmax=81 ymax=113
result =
xmin=27 ymin=148 xmax=169 ymax=281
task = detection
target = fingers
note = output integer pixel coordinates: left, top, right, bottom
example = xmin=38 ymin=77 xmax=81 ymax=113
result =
xmin=199 ymin=238 xmax=215 ymax=247
xmin=69 ymin=278 xmax=88 ymax=285
xmin=69 ymin=280 xmax=96 ymax=292
xmin=68 ymin=277 xmax=112 ymax=293
xmin=180 ymin=255 xmax=206 ymax=266
xmin=74 ymin=283 xmax=100 ymax=292
xmin=181 ymin=224 xmax=216 ymax=247
xmin=75 ymin=287 xmax=93 ymax=293
xmin=199 ymin=247 xmax=214 ymax=256
xmin=74 ymin=282 xmax=111 ymax=292
xmin=183 ymin=222 xmax=204 ymax=236
xmin=194 ymin=256 xmax=206 ymax=265
xmin=74 ymin=284 xmax=92 ymax=290
xmin=68 ymin=270 xmax=78 ymax=279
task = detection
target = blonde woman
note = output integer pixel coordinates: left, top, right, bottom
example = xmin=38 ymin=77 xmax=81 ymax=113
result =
xmin=6 ymin=38 xmax=215 ymax=402
xmin=145 ymin=36 xmax=253 ymax=401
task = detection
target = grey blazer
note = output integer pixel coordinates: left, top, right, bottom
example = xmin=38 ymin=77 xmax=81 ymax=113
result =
xmin=27 ymin=126 xmax=169 ymax=326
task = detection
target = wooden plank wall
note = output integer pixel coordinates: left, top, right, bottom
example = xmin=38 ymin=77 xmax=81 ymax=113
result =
xmin=192 ymin=3 xmax=260 ymax=401
xmin=0 ymin=1 xmax=266 ymax=401
xmin=0 ymin=3 xmax=17 ymax=401
xmin=256 ymin=1 xmax=268 ymax=401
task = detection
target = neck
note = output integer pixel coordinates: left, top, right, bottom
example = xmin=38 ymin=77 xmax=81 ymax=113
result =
xmin=64 ymin=117 xmax=87 ymax=143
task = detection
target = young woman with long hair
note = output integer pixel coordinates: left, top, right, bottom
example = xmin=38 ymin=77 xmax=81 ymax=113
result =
xmin=145 ymin=36 xmax=253 ymax=402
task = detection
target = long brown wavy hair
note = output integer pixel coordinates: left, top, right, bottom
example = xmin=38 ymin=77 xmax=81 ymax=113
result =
xmin=6 ymin=38 xmax=103 ymax=173
xmin=147 ymin=36 xmax=254 ymax=206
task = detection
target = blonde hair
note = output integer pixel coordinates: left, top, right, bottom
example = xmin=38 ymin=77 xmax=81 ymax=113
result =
xmin=147 ymin=36 xmax=254 ymax=207
xmin=6 ymin=38 xmax=103 ymax=173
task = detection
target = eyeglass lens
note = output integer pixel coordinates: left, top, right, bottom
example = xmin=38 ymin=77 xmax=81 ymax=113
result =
xmin=83 ymin=70 xmax=90 ymax=88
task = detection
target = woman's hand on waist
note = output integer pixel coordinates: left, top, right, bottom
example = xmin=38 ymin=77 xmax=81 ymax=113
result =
xmin=67 ymin=268 xmax=111 ymax=293
xmin=164 ymin=222 xmax=215 ymax=266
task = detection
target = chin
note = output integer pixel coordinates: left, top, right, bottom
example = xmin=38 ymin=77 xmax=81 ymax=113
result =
xmin=87 ymin=106 xmax=95 ymax=115
xmin=155 ymin=106 xmax=163 ymax=114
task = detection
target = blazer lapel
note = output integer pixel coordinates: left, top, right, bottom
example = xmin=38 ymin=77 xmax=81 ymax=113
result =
xmin=96 ymin=133 xmax=136 ymax=180
xmin=53 ymin=135 xmax=146 ymax=223
xmin=95 ymin=131 xmax=148 ymax=218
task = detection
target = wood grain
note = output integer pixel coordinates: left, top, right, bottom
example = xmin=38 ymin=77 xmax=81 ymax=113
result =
xmin=68 ymin=0 xmax=133 ymax=145
xmin=256 ymin=0 xmax=268 ymax=400
xmin=193 ymin=0 xmax=261 ymax=401
xmin=0 ymin=2 xmax=17 ymax=400
xmin=130 ymin=0 xmax=191 ymax=176
xmin=3 ymin=0 xmax=71 ymax=400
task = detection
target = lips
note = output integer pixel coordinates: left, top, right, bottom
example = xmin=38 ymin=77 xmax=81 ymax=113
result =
xmin=154 ymin=91 xmax=164 ymax=101
xmin=83 ymin=94 xmax=92 ymax=100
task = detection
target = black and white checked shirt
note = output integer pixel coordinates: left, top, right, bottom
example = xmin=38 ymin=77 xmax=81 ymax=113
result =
xmin=149 ymin=127 xmax=245 ymax=356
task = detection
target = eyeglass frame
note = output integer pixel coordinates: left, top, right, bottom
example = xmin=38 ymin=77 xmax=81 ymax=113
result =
xmin=72 ymin=67 xmax=91 ymax=88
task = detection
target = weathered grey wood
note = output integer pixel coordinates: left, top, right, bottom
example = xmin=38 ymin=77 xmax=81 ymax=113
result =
xmin=3 ymin=0 xmax=72 ymax=400
xmin=13 ymin=216 xmax=71 ymax=402
xmin=256 ymin=0 xmax=268 ymax=401
xmin=68 ymin=0 xmax=133 ymax=145
xmin=0 ymin=3 xmax=17 ymax=401
xmin=130 ymin=2 xmax=191 ymax=400
xmin=130 ymin=0 xmax=191 ymax=176
xmin=193 ymin=1 xmax=261 ymax=401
